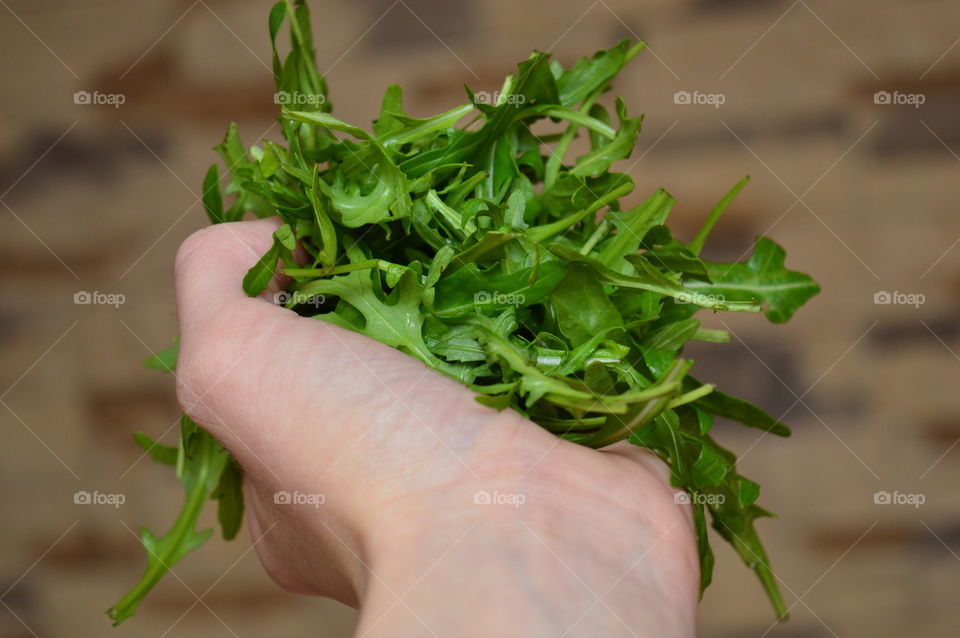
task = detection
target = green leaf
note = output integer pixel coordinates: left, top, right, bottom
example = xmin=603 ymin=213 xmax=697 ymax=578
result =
xmin=108 ymin=418 xmax=228 ymax=624
xmin=214 ymin=123 xmax=274 ymax=220
xmin=597 ymin=188 xmax=674 ymax=272
xmin=738 ymin=476 xmax=761 ymax=509
xmin=201 ymin=164 xmax=224 ymax=224
xmin=213 ymin=459 xmax=244 ymax=541
xmin=691 ymin=442 xmax=730 ymax=487
xmin=268 ymin=2 xmax=286 ymax=46
xmin=552 ymin=243 xmax=759 ymax=313
xmin=133 ymin=432 xmax=177 ymax=466
xmin=693 ymin=502 xmax=715 ymax=594
xmin=242 ymin=242 xmax=281 ymax=297
xmin=433 ymin=241 xmax=568 ymax=318
xmin=549 ymin=264 xmax=624 ymax=347
xmin=120 ymin=7 xmax=820 ymax=623
xmin=710 ymin=502 xmax=788 ymax=619
xmin=143 ymin=339 xmax=179 ymax=373
xmin=287 ymin=112 xmax=412 ymax=227
xmin=688 ymin=175 xmax=749 ymax=256
xmin=688 ymin=377 xmax=791 ymax=437
xmin=642 ymin=318 xmax=700 ymax=352
xmin=556 ymin=40 xmax=645 ymax=107
xmin=687 ymin=238 xmax=820 ymax=323
xmin=570 ymin=98 xmax=642 ymax=177
xmin=297 ymin=264 xmax=447 ymax=372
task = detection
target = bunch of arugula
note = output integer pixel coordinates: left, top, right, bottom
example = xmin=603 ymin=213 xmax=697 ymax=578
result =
xmin=108 ymin=0 xmax=819 ymax=625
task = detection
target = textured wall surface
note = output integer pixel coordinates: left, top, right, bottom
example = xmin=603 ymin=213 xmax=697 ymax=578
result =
xmin=1 ymin=1 xmax=959 ymax=636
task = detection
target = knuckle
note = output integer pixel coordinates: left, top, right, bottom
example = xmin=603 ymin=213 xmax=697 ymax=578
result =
xmin=174 ymin=334 xmax=216 ymax=425
xmin=174 ymin=312 xmax=286 ymax=426
xmin=174 ymin=225 xmax=227 ymax=282
xmin=174 ymin=318 xmax=237 ymax=425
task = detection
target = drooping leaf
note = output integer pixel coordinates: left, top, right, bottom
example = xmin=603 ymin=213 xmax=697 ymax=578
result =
xmin=213 ymin=459 xmax=244 ymax=541
xmin=108 ymin=418 xmax=228 ymax=625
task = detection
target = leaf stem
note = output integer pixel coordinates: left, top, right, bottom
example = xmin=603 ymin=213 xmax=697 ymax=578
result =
xmin=107 ymin=432 xmax=220 ymax=624
xmin=528 ymin=182 xmax=633 ymax=243
xmin=584 ymin=359 xmax=691 ymax=448
xmin=689 ymin=175 xmax=749 ymax=256
xmin=283 ymin=259 xmax=399 ymax=278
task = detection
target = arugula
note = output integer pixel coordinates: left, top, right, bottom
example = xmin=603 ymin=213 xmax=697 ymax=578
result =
xmin=108 ymin=417 xmax=235 ymax=625
xmin=111 ymin=0 xmax=819 ymax=624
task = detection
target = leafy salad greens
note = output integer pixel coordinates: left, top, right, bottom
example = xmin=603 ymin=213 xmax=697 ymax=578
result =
xmin=109 ymin=0 xmax=819 ymax=625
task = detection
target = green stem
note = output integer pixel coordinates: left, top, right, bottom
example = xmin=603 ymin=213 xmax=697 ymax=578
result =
xmin=692 ymin=328 xmax=731 ymax=343
xmin=579 ymin=219 xmax=609 ymax=255
xmin=283 ymin=258 xmax=395 ymax=278
xmin=666 ymin=383 xmax=715 ymax=409
xmin=689 ymin=175 xmax=750 ymax=256
xmin=585 ymin=359 xmax=691 ymax=448
xmin=543 ymin=97 xmax=601 ymax=191
xmin=543 ymin=41 xmax=646 ymax=190
xmin=527 ymin=182 xmax=633 ymax=243
xmin=107 ymin=436 xmax=218 ymax=624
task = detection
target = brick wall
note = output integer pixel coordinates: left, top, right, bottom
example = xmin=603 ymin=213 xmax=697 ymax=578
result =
xmin=1 ymin=1 xmax=958 ymax=636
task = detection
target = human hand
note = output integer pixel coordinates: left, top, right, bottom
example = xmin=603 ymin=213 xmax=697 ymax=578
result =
xmin=173 ymin=218 xmax=699 ymax=637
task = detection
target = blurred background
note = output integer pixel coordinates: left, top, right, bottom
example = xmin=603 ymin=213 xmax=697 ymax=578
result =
xmin=1 ymin=0 xmax=958 ymax=636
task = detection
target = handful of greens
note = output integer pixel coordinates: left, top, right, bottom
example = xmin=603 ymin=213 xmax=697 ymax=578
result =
xmin=109 ymin=0 xmax=819 ymax=625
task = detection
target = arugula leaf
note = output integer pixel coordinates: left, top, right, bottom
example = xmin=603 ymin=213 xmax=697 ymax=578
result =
xmin=597 ymin=188 xmax=674 ymax=271
xmin=556 ymin=39 xmax=645 ymax=107
xmin=114 ymin=4 xmax=820 ymax=624
xmin=689 ymin=175 xmax=750 ymax=256
xmin=213 ymin=459 xmax=244 ymax=541
xmin=570 ymin=98 xmax=641 ymax=177
xmin=242 ymin=241 xmax=280 ymax=297
xmin=108 ymin=417 xmax=228 ymax=625
xmin=133 ymin=432 xmax=177 ymax=466
xmin=687 ymin=237 xmax=820 ymax=323
xmin=142 ymin=339 xmax=178 ymax=373
xmin=201 ymin=164 xmax=224 ymax=224
xmin=549 ymin=264 xmax=624 ymax=346
xmin=688 ymin=377 xmax=791 ymax=437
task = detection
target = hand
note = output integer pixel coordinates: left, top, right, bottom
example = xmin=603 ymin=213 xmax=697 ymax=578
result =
xmin=173 ymin=218 xmax=699 ymax=637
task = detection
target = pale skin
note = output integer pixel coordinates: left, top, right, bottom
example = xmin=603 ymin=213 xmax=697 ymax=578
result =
xmin=173 ymin=217 xmax=699 ymax=637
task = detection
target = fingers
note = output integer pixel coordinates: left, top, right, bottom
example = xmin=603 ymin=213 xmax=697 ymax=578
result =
xmin=598 ymin=442 xmax=695 ymax=530
xmin=170 ymin=217 xmax=508 ymax=495
xmin=171 ymin=218 xmax=415 ymax=474
xmin=174 ymin=218 xmax=288 ymax=333
xmin=173 ymin=218 xmax=317 ymax=463
xmin=599 ymin=441 xmax=674 ymax=486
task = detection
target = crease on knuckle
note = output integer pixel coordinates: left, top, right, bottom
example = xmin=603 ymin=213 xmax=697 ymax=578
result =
xmin=174 ymin=320 xmax=236 ymax=426
xmin=175 ymin=225 xmax=224 ymax=281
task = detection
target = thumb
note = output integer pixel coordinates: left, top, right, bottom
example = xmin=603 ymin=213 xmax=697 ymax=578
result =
xmin=174 ymin=218 xmax=288 ymax=332
xmin=171 ymin=218 xmax=419 ymax=479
